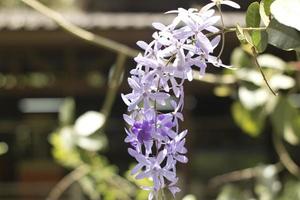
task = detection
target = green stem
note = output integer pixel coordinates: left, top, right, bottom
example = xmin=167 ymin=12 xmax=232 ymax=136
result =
xmin=251 ymin=47 xmax=277 ymax=96
xmin=46 ymin=165 xmax=90 ymax=200
xmin=216 ymin=4 xmax=225 ymax=60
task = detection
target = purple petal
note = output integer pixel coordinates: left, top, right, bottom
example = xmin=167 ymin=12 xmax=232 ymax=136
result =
xmin=131 ymin=163 xmax=144 ymax=175
xmin=156 ymin=149 xmax=167 ymax=164
xmin=152 ymin=22 xmax=166 ymax=31
xmin=136 ymin=41 xmax=148 ymax=50
xmin=176 ymin=155 xmax=188 ymax=163
xmin=136 ymin=170 xmax=152 ymax=179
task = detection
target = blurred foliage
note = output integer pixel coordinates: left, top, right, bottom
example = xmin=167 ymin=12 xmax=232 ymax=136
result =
xmin=226 ymin=47 xmax=300 ymax=145
xmin=49 ymin=98 xmax=142 ymax=200
xmin=213 ymin=1 xmax=300 ymax=200
xmin=0 ymin=0 xmax=80 ymax=9
xmin=39 ymin=0 xmax=300 ymax=199
xmin=0 ymin=142 xmax=8 ymax=155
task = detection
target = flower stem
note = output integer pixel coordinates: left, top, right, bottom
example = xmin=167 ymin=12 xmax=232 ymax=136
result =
xmin=216 ymin=4 xmax=225 ymax=60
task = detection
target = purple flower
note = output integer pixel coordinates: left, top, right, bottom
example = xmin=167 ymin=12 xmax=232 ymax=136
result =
xmin=122 ymin=2 xmax=240 ymax=198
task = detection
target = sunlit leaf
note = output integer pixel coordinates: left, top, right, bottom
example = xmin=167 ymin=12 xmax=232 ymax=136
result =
xmin=257 ymin=54 xmax=285 ymax=70
xmin=214 ymin=85 xmax=232 ymax=97
xmin=271 ymin=0 xmax=300 ymax=31
xmin=182 ymin=194 xmax=197 ymax=200
xmin=76 ymin=134 xmax=107 ymax=152
xmin=269 ymin=74 xmax=295 ymax=90
xmin=255 ymin=164 xmax=281 ymax=199
xmin=238 ymin=87 xmax=269 ymax=110
xmin=74 ymin=111 xmax=106 ymax=136
xmin=217 ymin=185 xmax=247 ymax=200
xmin=267 ymin=19 xmax=300 ymax=50
xmin=259 ymin=0 xmax=272 ymax=26
xmin=246 ymin=2 xmax=261 ymax=27
xmin=231 ymin=102 xmax=266 ymax=137
xmin=0 ymin=142 xmax=8 ymax=155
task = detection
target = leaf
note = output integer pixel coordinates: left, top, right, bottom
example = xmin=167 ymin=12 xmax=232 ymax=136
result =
xmin=0 ymin=142 xmax=8 ymax=155
xmin=230 ymin=47 xmax=251 ymax=68
xmin=252 ymin=30 xmax=268 ymax=53
xmin=217 ymin=185 xmax=247 ymax=200
xmin=267 ymin=19 xmax=300 ymax=50
xmin=238 ymin=87 xmax=269 ymax=110
xmin=257 ymin=54 xmax=285 ymax=70
xmin=271 ymin=97 xmax=300 ymax=145
xmin=262 ymin=0 xmax=274 ymax=16
xmin=271 ymin=0 xmax=300 ymax=31
xmin=236 ymin=24 xmax=247 ymax=44
xmin=231 ymin=102 xmax=266 ymax=137
xmin=269 ymin=74 xmax=295 ymax=90
xmin=59 ymin=98 xmax=75 ymax=126
xmin=76 ymin=134 xmax=107 ymax=151
xmin=74 ymin=111 xmax=106 ymax=136
xmin=246 ymin=2 xmax=261 ymax=27
xmin=236 ymin=24 xmax=254 ymax=47
xmin=259 ymin=0 xmax=270 ymax=26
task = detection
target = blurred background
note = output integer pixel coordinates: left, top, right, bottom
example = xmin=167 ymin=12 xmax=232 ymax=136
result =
xmin=0 ymin=0 xmax=299 ymax=200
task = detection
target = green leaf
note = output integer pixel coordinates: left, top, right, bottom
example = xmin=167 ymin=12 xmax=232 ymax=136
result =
xmin=246 ymin=2 xmax=261 ymax=27
xmin=271 ymin=0 xmax=300 ymax=31
xmin=259 ymin=0 xmax=270 ymax=26
xmin=271 ymin=97 xmax=300 ymax=145
xmin=236 ymin=24 xmax=247 ymax=44
xmin=252 ymin=30 xmax=268 ymax=53
xmin=230 ymin=47 xmax=251 ymax=68
xmin=262 ymin=0 xmax=274 ymax=16
xmin=236 ymin=24 xmax=254 ymax=47
xmin=0 ymin=142 xmax=8 ymax=155
xmin=59 ymin=98 xmax=75 ymax=126
xmin=267 ymin=19 xmax=300 ymax=50
xmin=217 ymin=185 xmax=247 ymax=200
xmin=231 ymin=102 xmax=265 ymax=137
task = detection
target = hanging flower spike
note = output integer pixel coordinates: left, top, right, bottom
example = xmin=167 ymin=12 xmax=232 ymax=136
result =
xmin=122 ymin=3 xmax=240 ymax=199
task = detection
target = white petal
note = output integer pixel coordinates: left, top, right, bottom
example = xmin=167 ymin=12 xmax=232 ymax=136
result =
xmin=222 ymin=0 xmax=241 ymax=9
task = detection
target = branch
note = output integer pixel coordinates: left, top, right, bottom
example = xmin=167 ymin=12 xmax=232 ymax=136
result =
xmin=46 ymin=165 xmax=90 ymax=200
xmin=100 ymin=53 xmax=127 ymax=117
xmin=208 ymin=163 xmax=283 ymax=188
xmin=21 ymin=0 xmax=139 ymax=58
xmin=208 ymin=167 xmax=256 ymax=188
xmin=252 ymin=47 xmax=277 ymax=96
xmin=272 ymin=133 xmax=300 ymax=178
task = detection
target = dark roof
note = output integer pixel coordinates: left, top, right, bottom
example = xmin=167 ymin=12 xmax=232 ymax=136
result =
xmin=0 ymin=9 xmax=245 ymax=31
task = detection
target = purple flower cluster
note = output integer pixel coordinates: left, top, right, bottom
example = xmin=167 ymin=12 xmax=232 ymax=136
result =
xmin=122 ymin=2 xmax=239 ymax=199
